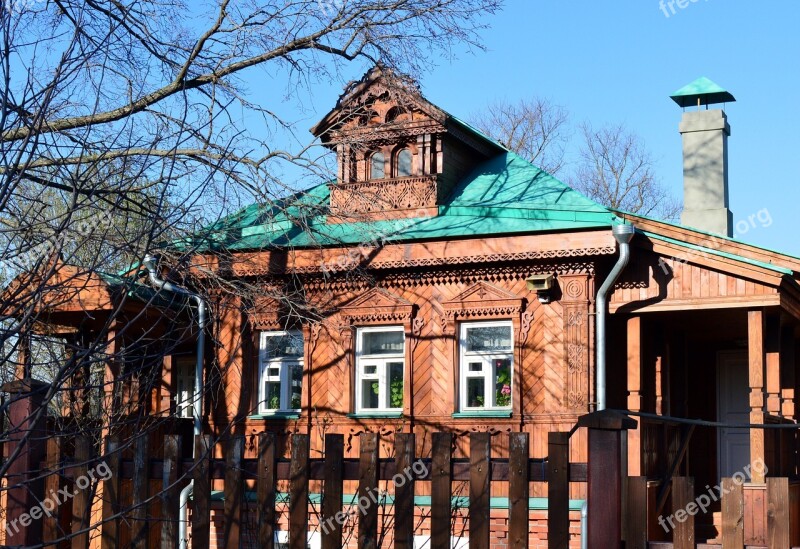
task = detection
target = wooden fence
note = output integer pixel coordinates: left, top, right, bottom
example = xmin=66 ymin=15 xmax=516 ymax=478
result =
xmin=7 ymin=429 xmax=596 ymax=549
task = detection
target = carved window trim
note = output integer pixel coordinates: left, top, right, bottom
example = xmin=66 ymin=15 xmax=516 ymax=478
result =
xmin=339 ymin=288 xmax=416 ymax=415
xmin=441 ymin=281 xmax=525 ymax=417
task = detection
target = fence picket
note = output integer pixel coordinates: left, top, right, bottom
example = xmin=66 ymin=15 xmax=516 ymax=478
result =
xmin=469 ymin=432 xmax=491 ymax=549
xmin=258 ymin=432 xmax=277 ymax=549
xmin=70 ymin=434 xmax=92 ymax=549
xmin=223 ymin=436 xmax=243 ymax=549
xmin=100 ymin=436 xmax=120 ymax=549
xmin=160 ymin=434 xmax=181 ymax=549
xmin=394 ymin=433 xmax=416 ymax=549
xmin=192 ymin=434 xmax=212 ymax=549
xmin=767 ymin=477 xmax=789 ymax=549
xmin=721 ymin=477 xmax=744 ymax=549
xmin=431 ymin=432 xmax=453 ymax=549
xmin=321 ymin=433 xmax=344 ymax=549
xmin=43 ymin=436 xmax=63 ymax=549
xmin=289 ymin=434 xmax=310 ymax=549
xmin=672 ymin=477 xmax=695 ymax=549
xmin=358 ymin=433 xmax=379 ymax=549
xmin=509 ymin=432 xmax=530 ymax=549
xmin=547 ymin=432 xmax=569 ymax=549
xmin=130 ymin=432 xmax=149 ymax=549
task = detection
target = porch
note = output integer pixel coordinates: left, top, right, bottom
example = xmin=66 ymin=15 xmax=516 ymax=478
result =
xmin=607 ymin=306 xmax=800 ymax=546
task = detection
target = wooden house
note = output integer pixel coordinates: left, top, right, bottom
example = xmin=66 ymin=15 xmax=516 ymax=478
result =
xmin=3 ymin=68 xmax=800 ymax=547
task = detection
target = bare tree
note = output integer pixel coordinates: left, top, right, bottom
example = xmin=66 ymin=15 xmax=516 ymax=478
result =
xmin=470 ymin=97 xmax=569 ymax=175
xmin=0 ymin=0 xmax=502 ymax=544
xmin=571 ymin=122 xmax=681 ymax=221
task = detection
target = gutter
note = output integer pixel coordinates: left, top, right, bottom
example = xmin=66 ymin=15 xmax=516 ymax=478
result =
xmin=595 ymin=224 xmax=635 ymax=411
xmin=142 ymin=255 xmax=206 ymax=549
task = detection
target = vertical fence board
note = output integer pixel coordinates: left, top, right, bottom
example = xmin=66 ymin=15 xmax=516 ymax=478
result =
xmin=672 ymin=477 xmax=695 ymax=549
xmin=100 ymin=436 xmax=120 ymax=549
xmin=509 ymin=433 xmax=530 ymax=549
xmin=469 ymin=432 xmax=491 ymax=549
xmin=625 ymin=476 xmax=647 ymax=549
xmin=321 ymin=434 xmax=344 ymax=549
xmin=70 ymin=435 xmax=92 ymax=549
xmin=160 ymin=434 xmax=181 ymax=549
xmin=721 ymin=477 xmax=744 ymax=549
xmin=192 ymin=435 xmax=212 ymax=549
xmin=547 ymin=432 xmax=569 ymax=549
xmin=43 ymin=436 xmax=63 ymax=548
xmin=130 ymin=433 xmax=149 ymax=549
xmin=431 ymin=432 xmax=453 ymax=549
xmin=289 ymin=434 xmax=310 ymax=549
xmin=767 ymin=477 xmax=789 ymax=549
xmin=394 ymin=433 xmax=416 ymax=549
xmin=258 ymin=432 xmax=277 ymax=549
xmin=223 ymin=436 xmax=243 ymax=549
xmin=358 ymin=433 xmax=379 ymax=549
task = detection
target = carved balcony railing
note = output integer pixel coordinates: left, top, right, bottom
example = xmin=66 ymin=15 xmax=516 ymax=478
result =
xmin=329 ymin=175 xmax=438 ymax=215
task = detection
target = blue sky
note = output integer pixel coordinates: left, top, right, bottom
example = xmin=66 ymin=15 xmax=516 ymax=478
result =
xmin=260 ymin=0 xmax=800 ymax=256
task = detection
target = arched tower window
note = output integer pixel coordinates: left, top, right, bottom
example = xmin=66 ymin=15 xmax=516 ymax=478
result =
xmin=395 ymin=148 xmax=413 ymax=177
xmin=370 ymin=151 xmax=385 ymax=179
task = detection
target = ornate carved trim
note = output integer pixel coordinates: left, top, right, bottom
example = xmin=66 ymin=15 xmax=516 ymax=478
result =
xmin=442 ymin=281 xmax=524 ymax=333
xmin=329 ymin=175 xmax=438 ymax=215
xmin=275 ymin=248 xmax=614 ymax=278
xmin=412 ymin=317 xmax=425 ymax=337
xmin=520 ymin=311 xmax=534 ymax=342
xmin=340 ymin=287 xmax=414 ymax=324
xmin=559 ymin=275 xmax=591 ymax=411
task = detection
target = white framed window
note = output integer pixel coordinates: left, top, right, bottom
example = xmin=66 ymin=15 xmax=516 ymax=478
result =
xmin=259 ymin=331 xmax=304 ymax=413
xmin=459 ymin=321 xmax=513 ymax=411
xmin=175 ymin=357 xmax=196 ymax=419
xmin=355 ymin=326 xmax=405 ymax=413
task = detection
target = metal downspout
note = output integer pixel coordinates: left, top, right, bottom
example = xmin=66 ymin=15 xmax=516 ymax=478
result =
xmin=595 ymin=224 xmax=635 ymax=411
xmin=143 ymin=255 xmax=206 ymax=549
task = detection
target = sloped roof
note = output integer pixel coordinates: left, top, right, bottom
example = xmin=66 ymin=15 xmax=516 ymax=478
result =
xmin=185 ymin=152 xmax=617 ymax=253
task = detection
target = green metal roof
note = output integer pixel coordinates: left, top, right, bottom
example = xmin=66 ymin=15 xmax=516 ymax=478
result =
xmin=185 ymin=151 xmax=617 ymax=253
xmin=670 ymin=77 xmax=736 ymax=108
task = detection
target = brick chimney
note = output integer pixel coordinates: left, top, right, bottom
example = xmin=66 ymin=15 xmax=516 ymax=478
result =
xmin=671 ymin=77 xmax=736 ymax=237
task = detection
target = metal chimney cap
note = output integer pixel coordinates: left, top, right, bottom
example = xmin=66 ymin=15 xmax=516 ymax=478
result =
xmin=612 ymin=224 xmax=635 ymax=244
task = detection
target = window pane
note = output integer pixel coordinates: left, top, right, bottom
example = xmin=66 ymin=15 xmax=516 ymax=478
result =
xmin=363 ymin=364 xmax=378 ymax=375
xmin=494 ymin=358 xmax=512 ymax=407
xmin=361 ymin=379 xmax=380 ymax=409
xmin=290 ymin=364 xmax=303 ymax=409
xmin=371 ymin=152 xmax=385 ymax=179
xmin=466 ymin=378 xmax=485 ymax=408
xmin=468 ymin=362 xmax=482 ymax=372
xmin=362 ymin=330 xmax=404 ymax=355
xmin=264 ymin=381 xmax=281 ymax=410
xmin=388 ymin=362 xmax=404 ymax=408
xmin=397 ymin=149 xmax=412 ymax=177
xmin=264 ymin=333 xmax=303 ymax=359
xmin=465 ymin=326 xmax=512 ymax=352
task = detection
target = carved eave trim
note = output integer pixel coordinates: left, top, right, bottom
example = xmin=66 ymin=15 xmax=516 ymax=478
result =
xmin=340 ymin=287 xmax=414 ymax=324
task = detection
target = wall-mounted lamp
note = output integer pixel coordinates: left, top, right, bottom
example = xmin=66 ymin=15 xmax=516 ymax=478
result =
xmin=526 ymin=274 xmax=555 ymax=304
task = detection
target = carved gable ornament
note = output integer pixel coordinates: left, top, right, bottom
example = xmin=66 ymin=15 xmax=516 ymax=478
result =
xmin=442 ymin=281 xmax=524 ymax=325
xmin=340 ymin=287 xmax=414 ymax=324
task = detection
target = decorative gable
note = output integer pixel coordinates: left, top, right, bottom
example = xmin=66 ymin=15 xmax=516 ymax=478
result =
xmin=340 ymin=287 xmax=414 ymax=324
xmin=311 ymin=65 xmax=503 ymax=221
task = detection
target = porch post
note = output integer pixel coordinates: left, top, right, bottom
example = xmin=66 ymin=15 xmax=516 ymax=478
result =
xmin=747 ymin=309 xmax=766 ymax=482
xmin=780 ymin=323 xmax=795 ymax=419
xmin=627 ymin=316 xmax=643 ymax=476
xmin=765 ymin=314 xmax=781 ymax=416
